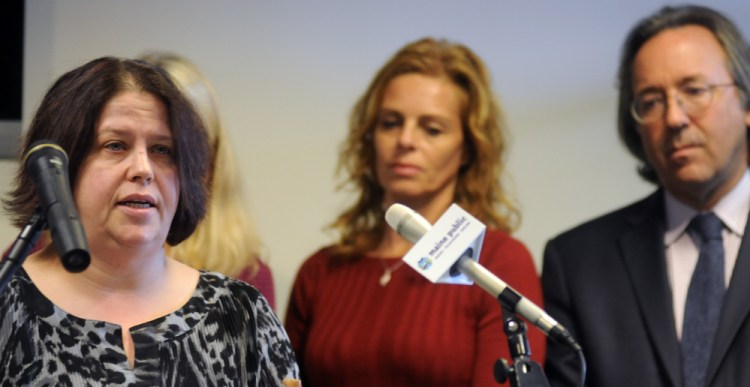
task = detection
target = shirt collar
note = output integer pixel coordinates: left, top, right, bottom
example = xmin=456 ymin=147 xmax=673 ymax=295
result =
xmin=664 ymin=169 xmax=750 ymax=246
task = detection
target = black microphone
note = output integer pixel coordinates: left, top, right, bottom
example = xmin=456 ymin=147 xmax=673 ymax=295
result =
xmin=23 ymin=141 xmax=90 ymax=272
xmin=385 ymin=203 xmax=580 ymax=351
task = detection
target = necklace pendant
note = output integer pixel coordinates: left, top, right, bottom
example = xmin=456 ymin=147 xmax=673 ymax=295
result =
xmin=379 ymin=270 xmax=392 ymax=287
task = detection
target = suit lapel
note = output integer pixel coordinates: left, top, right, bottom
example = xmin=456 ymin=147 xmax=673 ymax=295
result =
xmin=617 ymin=192 xmax=682 ymax=387
xmin=705 ymin=209 xmax=750 ymax=385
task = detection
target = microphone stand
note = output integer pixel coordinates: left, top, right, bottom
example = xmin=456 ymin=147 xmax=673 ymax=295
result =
xmin=494 ymin=308 xmax=551 ymax=387
xmin=0 ymin=209 xmax=46 ymax=294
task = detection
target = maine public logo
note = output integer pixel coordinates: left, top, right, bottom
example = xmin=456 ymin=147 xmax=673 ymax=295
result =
xmin=418 ymin=257 xmax=433 ymax=270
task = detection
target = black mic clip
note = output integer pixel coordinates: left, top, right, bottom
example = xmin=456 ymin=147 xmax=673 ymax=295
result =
xmin=494 ymin=310 xmax=551 ymax=387
xmin=0 ymin=207 xmax=47 ymax=294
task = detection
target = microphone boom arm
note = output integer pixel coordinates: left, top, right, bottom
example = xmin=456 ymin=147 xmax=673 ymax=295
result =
xmin=0 ymin=209 xmax=46 ymax=294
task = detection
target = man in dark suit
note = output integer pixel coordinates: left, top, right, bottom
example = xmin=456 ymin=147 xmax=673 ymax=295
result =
xmin=542 ymin=5 xmax=750 ymax=387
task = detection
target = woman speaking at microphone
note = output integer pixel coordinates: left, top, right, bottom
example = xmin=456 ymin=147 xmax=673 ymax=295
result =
xmin=285 ymin=37 xmax=545 ymax=386
xmin=1 ymin=57 xmax=299 ymax=385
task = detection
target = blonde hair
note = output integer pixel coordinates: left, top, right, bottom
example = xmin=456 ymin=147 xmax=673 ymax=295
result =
xmin=139 ymin=53 xmax=262 ymax=277
xmin=332 ymin=37 xmax=520 ymax=260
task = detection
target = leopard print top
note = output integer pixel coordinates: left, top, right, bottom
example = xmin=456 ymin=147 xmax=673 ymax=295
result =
xmin=0 ymin=268 xmax=299 ymax=386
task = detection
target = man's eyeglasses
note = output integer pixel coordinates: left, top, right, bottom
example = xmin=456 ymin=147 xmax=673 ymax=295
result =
xmin=630 ymin=82 xmax=737 ymax=124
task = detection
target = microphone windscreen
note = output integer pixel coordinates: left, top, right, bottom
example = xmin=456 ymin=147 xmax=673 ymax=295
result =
xmin=385 ymin=203 xmax=432 ymax=244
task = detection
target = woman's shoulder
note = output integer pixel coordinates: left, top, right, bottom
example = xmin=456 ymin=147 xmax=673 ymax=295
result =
xmin=480 ymin=229 xmax=536 ymax=272
xmin=180 ymin=273 xmax=299 ymax=382
xmin=296 ymin=245 xmax=339 ymax=271
xmin=197 ymin=271 xmax=271 ymax=311
xmin=482 ymin=229 xmax=530 ymax=252
xmin=192 ymin=271 xmax=278 ymax=331
xmin=305 ymin=245 xmax=337 ymax=261
xmin=200 ymin=270 xmax=259 ymax=295
xmin=1 ymin=267 xmax=52 ymax=318
xmin=0 ymin=270 xmax=26 ymax=318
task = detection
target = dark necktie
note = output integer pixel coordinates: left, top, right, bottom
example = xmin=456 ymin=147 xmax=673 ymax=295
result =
xmin=681 ymin=212 xmax=725 ymax=387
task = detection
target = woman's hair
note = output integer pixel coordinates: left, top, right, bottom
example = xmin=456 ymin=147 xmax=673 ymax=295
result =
xmin=331 ymin=37 xmax=519 ymax=259
xmin=3 ymin=56 xmax=209 ymax=245
xmin=139 ymin=52 xmax=262 ymax=277
xmin=617 ymin=5 xmax=750 ymax=183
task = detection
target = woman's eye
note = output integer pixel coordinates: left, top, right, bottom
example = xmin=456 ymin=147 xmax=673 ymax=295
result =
xmin=425 ymin=127 xmax=442 ymax=136
xmin=152 ymin=145 xmax=172 ymax=155
xmin=379 ymin=119 xmax=400 ymax=129
xmin=105 ymin=142 xmax=125 ymax=151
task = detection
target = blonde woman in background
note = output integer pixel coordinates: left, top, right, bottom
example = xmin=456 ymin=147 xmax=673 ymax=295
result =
xmin=139 ymin=53 xmax=276 ymax=308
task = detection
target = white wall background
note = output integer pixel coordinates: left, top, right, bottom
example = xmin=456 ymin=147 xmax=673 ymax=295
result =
xmin=2 ymin=0 xmax=749 ymax=317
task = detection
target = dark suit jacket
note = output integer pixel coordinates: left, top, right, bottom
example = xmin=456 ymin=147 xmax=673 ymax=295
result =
xmin=542 ymin=190 xmax=750 ymax=387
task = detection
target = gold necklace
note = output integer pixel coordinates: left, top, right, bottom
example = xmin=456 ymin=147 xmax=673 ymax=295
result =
xmin=379 ymin=259 xmax=406 ymax=287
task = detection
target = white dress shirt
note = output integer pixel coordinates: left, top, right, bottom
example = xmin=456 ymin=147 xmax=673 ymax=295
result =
xmin=664 ymin=169 xmax=750 ymax=339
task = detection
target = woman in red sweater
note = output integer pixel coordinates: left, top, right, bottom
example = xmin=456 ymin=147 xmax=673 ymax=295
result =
xmin=285 ymin=37 xmax=546 ymax=386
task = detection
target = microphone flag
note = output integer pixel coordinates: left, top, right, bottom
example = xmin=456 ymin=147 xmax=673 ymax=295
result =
xmin=402 ymin=204 xmax=486 ymax=285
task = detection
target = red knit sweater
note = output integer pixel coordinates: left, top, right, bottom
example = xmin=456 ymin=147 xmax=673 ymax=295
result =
xmin=285 ymin=229 xmax=546 ymax=386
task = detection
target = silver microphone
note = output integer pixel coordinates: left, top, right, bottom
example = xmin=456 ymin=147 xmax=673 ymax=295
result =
xmin=385 ymin=203 xmax=580 ymax=350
